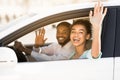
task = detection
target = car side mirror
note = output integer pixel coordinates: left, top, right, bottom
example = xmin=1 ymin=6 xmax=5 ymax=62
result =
xmin=0 ymin=47 xmax=17 ymax=69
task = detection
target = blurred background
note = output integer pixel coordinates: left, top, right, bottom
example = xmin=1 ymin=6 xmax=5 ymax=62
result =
xmin=0 ymin=0 xmax=111 ymax=27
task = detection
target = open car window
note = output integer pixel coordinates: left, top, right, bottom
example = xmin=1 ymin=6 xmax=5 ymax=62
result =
xmin=7 ymin=17 xmax=96 ymax=62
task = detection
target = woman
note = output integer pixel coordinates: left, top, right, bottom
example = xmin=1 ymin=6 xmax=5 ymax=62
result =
xmin=70 ymin=2 xmax=107 ymax=59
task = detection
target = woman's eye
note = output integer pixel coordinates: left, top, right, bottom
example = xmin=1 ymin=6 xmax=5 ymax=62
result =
xmin=79 ymin=32 xmax=83 ymax=34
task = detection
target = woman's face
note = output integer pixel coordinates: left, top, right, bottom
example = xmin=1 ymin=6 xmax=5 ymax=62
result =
xmin=70 ymin=24 xmax=90 ymax=47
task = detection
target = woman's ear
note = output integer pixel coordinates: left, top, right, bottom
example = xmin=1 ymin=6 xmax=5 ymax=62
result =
xmin=86 ymin=34 xmax=90 ymax=40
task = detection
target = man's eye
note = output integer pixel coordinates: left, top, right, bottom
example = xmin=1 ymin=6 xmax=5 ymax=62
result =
xmin=62 ymin=32 xmax=67 ymax=34
xmin=63 ymin=32 xmax=67 ymax=33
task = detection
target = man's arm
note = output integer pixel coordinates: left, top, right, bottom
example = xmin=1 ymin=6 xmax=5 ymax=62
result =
xmin=34 ymin=27 xmax=47 ymax=48
xmin=31 ymin=51 xmax=69 ymax=61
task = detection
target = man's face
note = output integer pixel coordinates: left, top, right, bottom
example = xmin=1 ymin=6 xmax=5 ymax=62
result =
xmin=56 ymin=25 xmax=70 ymax=46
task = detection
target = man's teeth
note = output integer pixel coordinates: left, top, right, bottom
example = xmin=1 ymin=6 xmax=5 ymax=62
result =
xmin=58 ymin=38 xmax=64 ymax=40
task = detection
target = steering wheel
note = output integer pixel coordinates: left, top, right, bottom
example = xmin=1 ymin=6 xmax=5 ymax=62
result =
xmin=8 ymin=46 xmax=27 ymax=62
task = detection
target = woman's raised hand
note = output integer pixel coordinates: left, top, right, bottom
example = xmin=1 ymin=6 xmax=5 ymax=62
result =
xmin=89 ymin=1 xmax=107 ymax=27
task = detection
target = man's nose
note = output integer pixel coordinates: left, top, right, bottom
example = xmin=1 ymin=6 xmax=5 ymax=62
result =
xmin=57 ymin=33 xmax=63 ymax=36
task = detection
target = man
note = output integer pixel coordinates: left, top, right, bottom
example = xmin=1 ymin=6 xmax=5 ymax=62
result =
xmin=14 ymin=22 xmax=75 ymax=61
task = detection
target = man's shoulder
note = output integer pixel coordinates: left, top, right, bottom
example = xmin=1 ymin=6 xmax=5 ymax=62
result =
xmin=64 ymin=41 xmax=75 ymax=49
xmin=49 ymin=42 xmax=60 ymax=46
xmin=65 ymin=41 xmax=74 ymax=47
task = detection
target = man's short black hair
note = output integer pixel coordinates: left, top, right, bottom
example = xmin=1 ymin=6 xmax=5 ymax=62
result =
xmin=57 ymin=22 xmax=71 ymax=28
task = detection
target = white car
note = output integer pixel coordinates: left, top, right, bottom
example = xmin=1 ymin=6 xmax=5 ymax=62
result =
xmin=0 ymin=1 xmax=120 ymax=80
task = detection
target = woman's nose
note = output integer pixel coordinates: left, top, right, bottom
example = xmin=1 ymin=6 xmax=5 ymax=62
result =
xmin=74 ymin=32 xmax=79 ymax=37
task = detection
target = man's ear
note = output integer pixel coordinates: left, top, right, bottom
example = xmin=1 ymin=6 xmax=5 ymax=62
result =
xmin=86 ymin=34 xmax=90 ymax=40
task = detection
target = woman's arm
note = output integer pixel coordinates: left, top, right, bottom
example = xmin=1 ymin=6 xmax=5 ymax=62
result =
xmin=89 ymin=1 xmax=107 ymax=58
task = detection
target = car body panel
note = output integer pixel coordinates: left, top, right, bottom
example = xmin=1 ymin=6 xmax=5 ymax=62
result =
xmin=0 ymin=58 xmax=114 ymax=80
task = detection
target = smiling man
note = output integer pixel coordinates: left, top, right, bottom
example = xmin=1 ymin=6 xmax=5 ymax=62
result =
xmin=14 ymin=22 xmax=75 ymax=61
